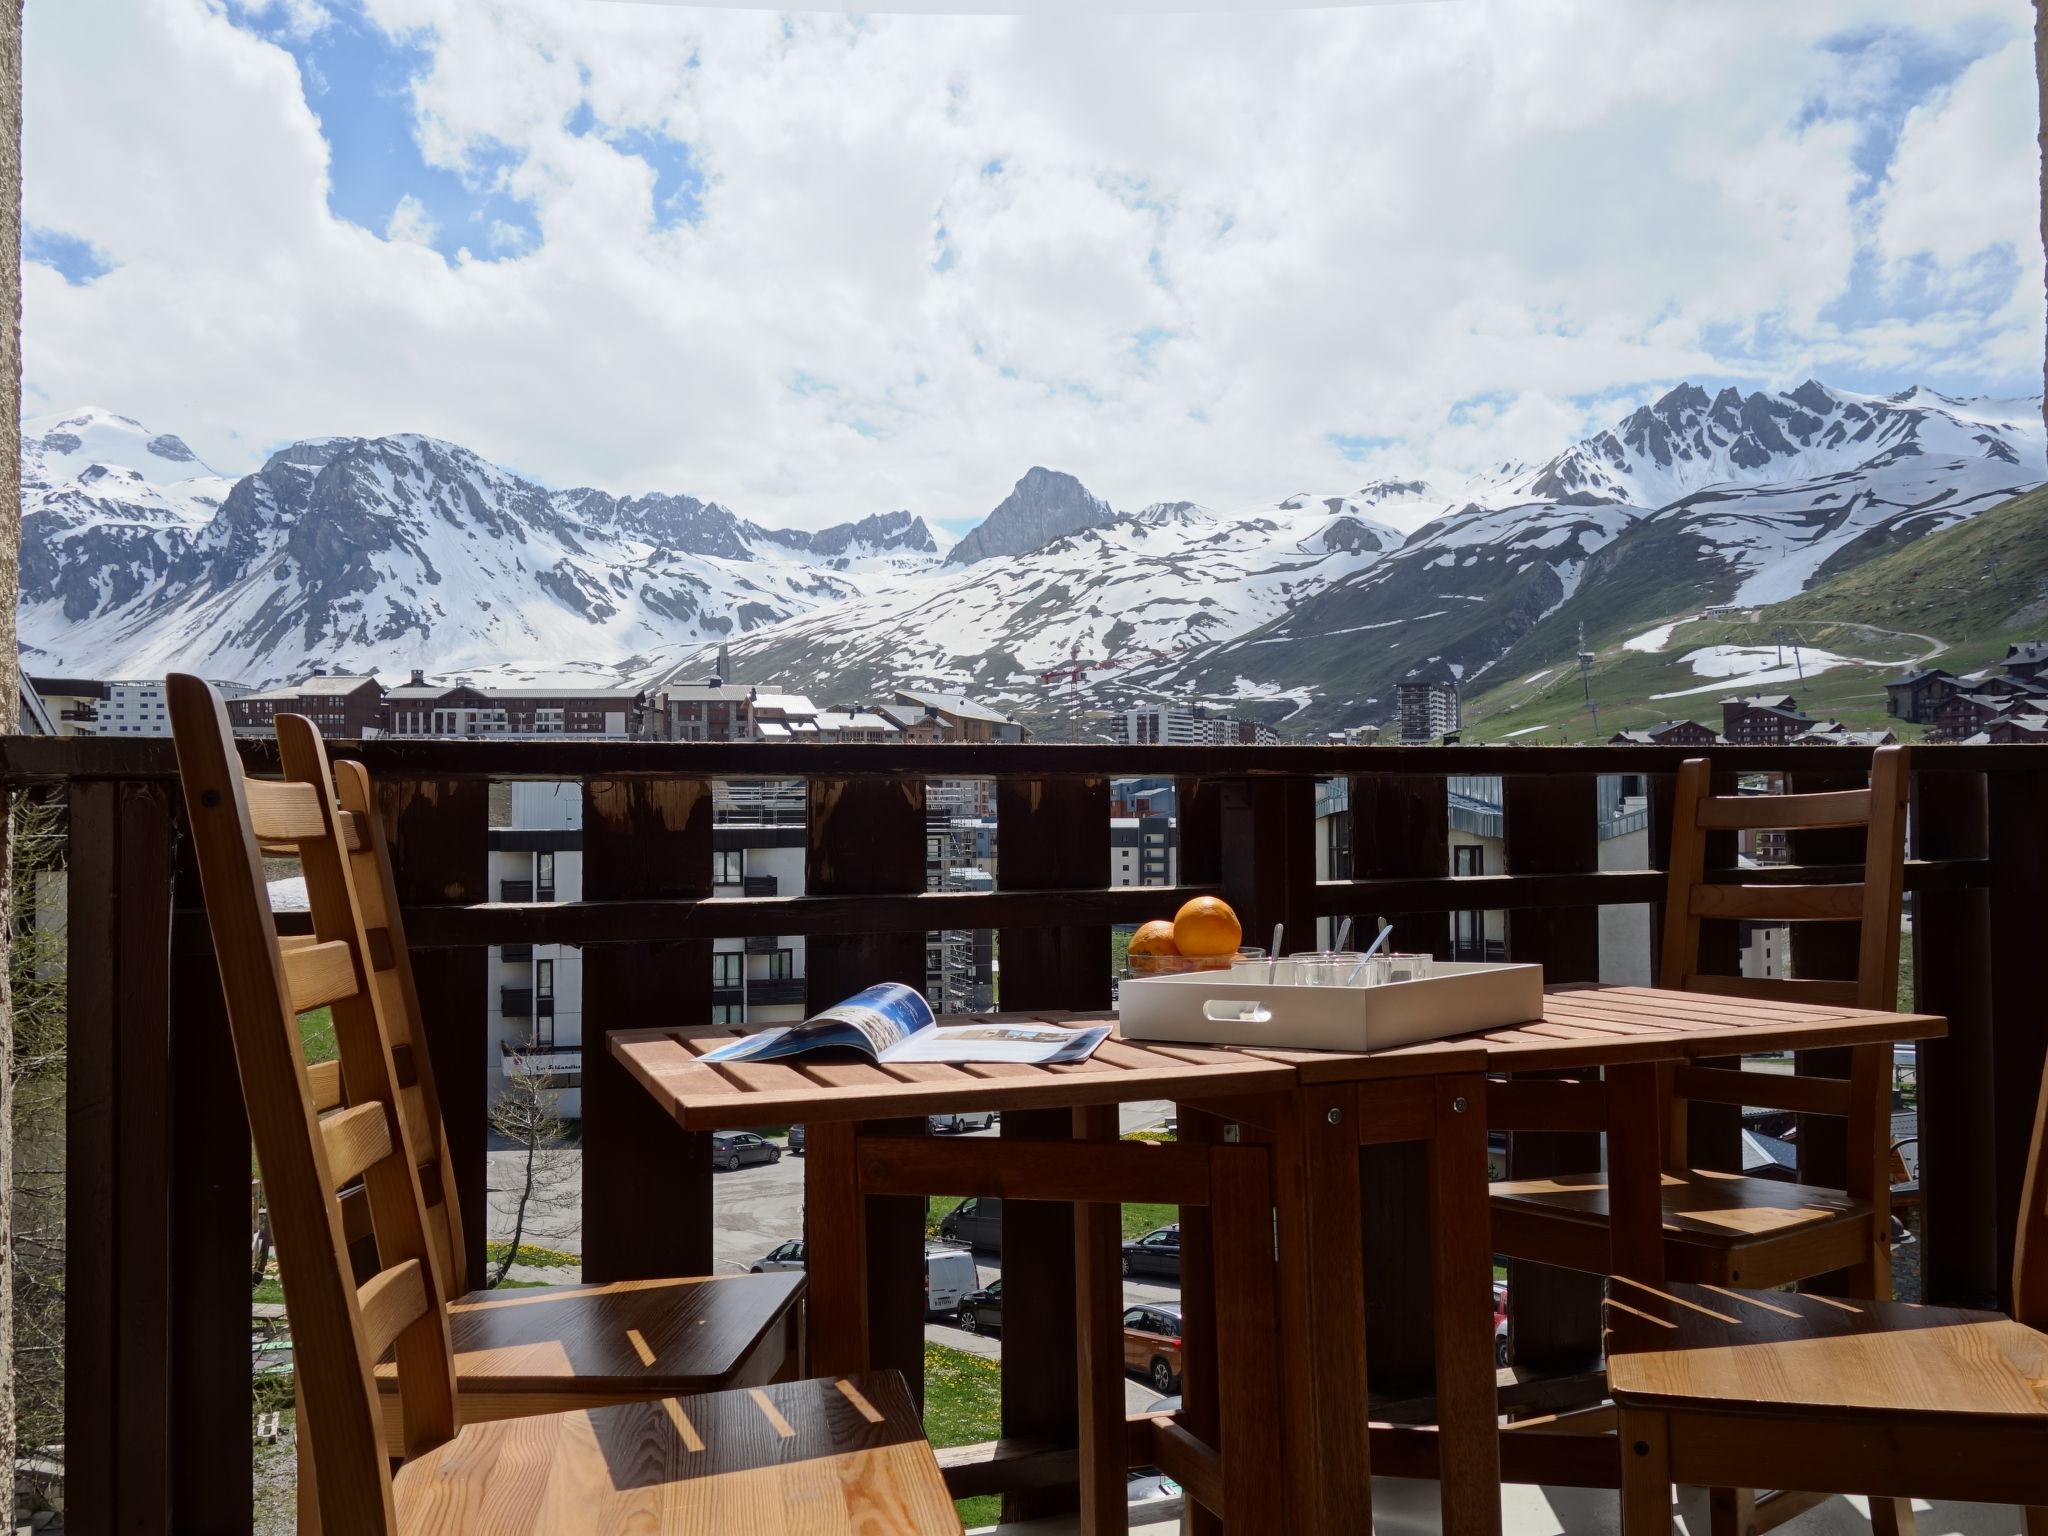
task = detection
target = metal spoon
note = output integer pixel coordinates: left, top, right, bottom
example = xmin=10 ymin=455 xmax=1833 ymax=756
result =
xmin=1268 ymin=923 xmax=1283 ymax=984
xmin=1345 ymin=921 xmax=1395 ymax=986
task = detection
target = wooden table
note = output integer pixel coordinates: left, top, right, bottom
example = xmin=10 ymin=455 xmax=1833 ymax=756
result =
xmin=613 ymin=984 xmax=1946 ymax=1535
xmin=613 ymin=1017 xmax=1499 ymax=1535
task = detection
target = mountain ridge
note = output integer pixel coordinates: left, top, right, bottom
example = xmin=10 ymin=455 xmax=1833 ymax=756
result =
xmin=21 ymin=384 xmax=2042 ymax=730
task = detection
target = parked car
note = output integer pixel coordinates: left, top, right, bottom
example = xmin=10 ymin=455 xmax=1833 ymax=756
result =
xmin=955 ymin=1277 xmax=1002 ymax=1335
xmin=711 ymin=1130 xmax=780 ymax=1171
xmin=750 ymin=1238 xmax=806 ymax=1273
xmin=1121 ymin=1223 xmax=1180 ymax=1279
xmin=923 ymin=1245 xmax=979 ymax=1317
xmin=1493 ymin=1280 xmax=1510 ymax=1366
xmin=1122 ymin=1302 xmax=1184 ymax=1393
xmin=936 ymin=1194 xmax=1003 ymax=1252
xmin=928 ymin=1111 xmax=997 ymax=1133
xmin=788 ymin=1123 xmax=805 ymax=1156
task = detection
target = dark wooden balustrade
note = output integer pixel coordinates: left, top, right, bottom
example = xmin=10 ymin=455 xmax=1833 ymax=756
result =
xmin=15 ymin=733 xmax=2045 ymax=1533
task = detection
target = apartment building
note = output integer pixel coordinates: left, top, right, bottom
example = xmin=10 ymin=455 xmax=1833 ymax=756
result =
xmin=98 ymin=677 xmax=254 ymax=735
xmin=1108 ymin=705 xmax=1272 ymax=746
xmin=489 ymin=782 xmax=585 ymax=1116
xmin=230 ymin=674 xmax=386 ymax=737
xmin=384 ymin=672 xmax=641 ymax=736
xmin=27 ymin=676 xmax=112 ymax=735
xmin=1397 ymin=678 xmax=1460 ymax=743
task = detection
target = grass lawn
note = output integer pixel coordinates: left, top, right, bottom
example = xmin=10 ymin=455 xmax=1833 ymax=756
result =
xmin=927 ymin=1195 xmax=1177 ymax=1242
xmin=924 ymin=1341 xmax=1003 ymax=1527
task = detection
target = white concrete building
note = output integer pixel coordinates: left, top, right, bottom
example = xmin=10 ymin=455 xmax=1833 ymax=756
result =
xmin=100 ymin=677 xmax=252 ymax=735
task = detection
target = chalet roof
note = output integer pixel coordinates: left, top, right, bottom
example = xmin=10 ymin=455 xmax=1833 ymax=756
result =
xmin=484 ymin=687 xmax=640 ymax=701
xmin=291 ymin=674 xmax=382 ymax=696
xmin=1794 ymin=728 xmax=1896 ymax=747
xmin=2005 ymin=641 xmax=2048 ymax=664
xmin=1735 ymin=705 xmax=1813 ymax=725
xmin=1721 ymin=694 xmax=1799 ymax=711
xmin=814 ymin=710 xmax=896 ymax=733
xmin=893 ymin=688 xmax=1012 ymax=726
xmin=1647 ymin=719 xmax=1712 ymax=735
xmin=1608 ymin=731 xmax=1657 ymax=745
xmin=1886 ymin=668 xmax=1956 ymax=688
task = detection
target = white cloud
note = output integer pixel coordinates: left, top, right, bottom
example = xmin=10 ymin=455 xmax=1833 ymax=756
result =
xmin=384 ymin=193 xmax=438 ymax=246
xmin=21 ymin=0 xmax=2043 ymax=532
xmin=1876 ymin=36 xmax=2041 ymax=277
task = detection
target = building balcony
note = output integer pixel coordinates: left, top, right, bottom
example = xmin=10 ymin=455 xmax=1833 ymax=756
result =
xmin=747 ymin=976 xmax=805 ymax=1006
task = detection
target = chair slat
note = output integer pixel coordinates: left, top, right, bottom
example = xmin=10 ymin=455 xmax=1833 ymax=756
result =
xmin=1694 ymin=788 xmax=1871 ymax=831
xmin=400 ymin=1086 xmax=435 ymax=1168
xmin=307 ymin=1059 xmax=346 ymax=1114
xmin=322 ymin=1102 xmax=396 ymax=1192
xmin=1688 ymin=883 xmax=1867 ymax=922
xmin=1680 ymin=973 xmax=1862 ymax=1008
xmin=338 ymin=810 xmax=368 ymax=852
xmin=245 ymin=778 xmax=331 ymax=844
xmin=357 ymin=1258 xmax=430 ymax=1365
xmin=283 ymin=939 xmax=360 ymax=1014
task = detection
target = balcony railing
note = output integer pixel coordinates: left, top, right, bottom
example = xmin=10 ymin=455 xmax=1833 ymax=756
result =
xmin=13 ymin=732 xmax=2045 ymax=1530
xmin=500 ymin=985 xmax=532 ymax=1016
xmin=746 ymin=975 xmax=805 ymax=1006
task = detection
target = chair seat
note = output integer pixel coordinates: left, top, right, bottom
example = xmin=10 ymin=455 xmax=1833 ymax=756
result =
xmin=1492 ymin=1167 xmax=1868 ymax=1247
xmin=376 ymin=1272 xmax=804 ymax=1411
xmin=391 ymin=1371 xmax=962 ymax=1534
xmin=1604 ymin=1277 xmax=2048 ymax=1420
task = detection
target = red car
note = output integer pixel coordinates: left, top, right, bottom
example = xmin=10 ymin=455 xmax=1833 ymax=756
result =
xmin=1122 ymin=1302 xmax=1184 ymax=1394
xmin=1493 ymin=1281 xmax=1510 ymax=1367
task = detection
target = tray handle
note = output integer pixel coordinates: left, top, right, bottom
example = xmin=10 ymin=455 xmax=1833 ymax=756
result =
xmin=1202 ymin=997 xmax=1272 ymax=1024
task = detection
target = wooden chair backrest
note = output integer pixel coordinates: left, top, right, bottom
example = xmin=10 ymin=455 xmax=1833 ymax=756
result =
xmin=2017 ymin=995 xmax=2048 ymax=1332
xmin=1657 ymin=745 xmax=1908 ymax=1012
xmin=168 ymin=675 xmax=456 ymax=1534
xmin=327 ymin=757 xmax=471 ymax=1295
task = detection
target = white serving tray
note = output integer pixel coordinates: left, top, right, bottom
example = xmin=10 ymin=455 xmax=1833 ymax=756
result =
xmin=1117 ymin=961 xmax=1544 ymax=1053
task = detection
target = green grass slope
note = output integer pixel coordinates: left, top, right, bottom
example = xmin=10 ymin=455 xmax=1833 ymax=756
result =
xmin=1463 ymin=484 xmax=2048 ymax=743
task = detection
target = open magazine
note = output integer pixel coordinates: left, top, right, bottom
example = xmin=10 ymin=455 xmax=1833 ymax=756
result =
xmin=698 ymin=982 xmax=1110 ymax=1066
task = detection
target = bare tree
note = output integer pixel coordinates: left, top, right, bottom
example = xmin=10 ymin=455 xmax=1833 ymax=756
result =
xmin=0 ymin=0 xmax=26 ymax=1505
xmin=486 ymin=1069 xmax=576 ymax=1287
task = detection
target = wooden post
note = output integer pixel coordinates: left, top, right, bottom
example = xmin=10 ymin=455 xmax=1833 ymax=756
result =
xmin=1218 ymin=776 xmax=1316 ymax=948
xmin=66 ymin=780 xmax=178 ymax=1533
xmin=1502 ymin=772 xmax=1603 ymax=1374
xmin=806 ymin=778 xmax=929 ymax=1400
xmin=377 ymin=776 xmax=490 ymax=1276
xmin=1911 ymin=769 xmax=1996 ymax=1306
xmin=170 ymin=877 xmax=256 ymax=1531
xmin=1987 ymin=768 xmax=2048 ymax=1313
xmin=1073 ymin=1104 xmax=1127 ymax=1536
xmin=581 ymin=778 xmax=714 ymax=1281
xmin=996 ymin=776 xmax=1109 ymax=1521
xmin=1349 ymin=773 xmax=1450 ymax=1396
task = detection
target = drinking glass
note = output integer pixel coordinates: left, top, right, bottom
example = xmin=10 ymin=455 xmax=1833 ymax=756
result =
xmin=1291 ymin=950 xmax=1346 ymax=986
xmin=1378 ymin=953 xmax=1434 ymax=985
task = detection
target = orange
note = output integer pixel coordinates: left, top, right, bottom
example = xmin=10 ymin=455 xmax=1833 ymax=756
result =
xmin=1128 ymin=919 xmax=1181 ymax=957
xmin=1173 ymin=896 xmax=1242 ymax=958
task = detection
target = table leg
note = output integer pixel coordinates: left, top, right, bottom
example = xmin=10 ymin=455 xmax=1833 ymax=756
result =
xmin=1073 ymin=1104 xmax=1127 ymax=1536
xmin=1603 ymin=1064 xmax=1667 ymax=1284
xmin=1175 ymin=1107 xmax=1224 ymax=1536
xmin=1211 ymin=1141 xmax=1288 ymax=1532
xmin=1430 ymin=1073 xmax=1503 ymax=1536
xmin=804 ymin=1120 xmax=868 ymax=1377
xmin=1273 ymin=1085 xmax=1371 ymax=1535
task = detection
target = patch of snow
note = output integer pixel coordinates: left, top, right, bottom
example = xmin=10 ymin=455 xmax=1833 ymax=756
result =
xmin=1623 ymin=620 xmax=1682 ymax=654
xmin=1503 ymin=724 xmax=1550 ymax=737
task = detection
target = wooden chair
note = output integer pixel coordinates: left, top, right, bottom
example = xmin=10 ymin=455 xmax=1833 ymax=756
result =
xmin=168 ymin=674 xmax=961 ymax=1534
xmin=1492 ymin=748 xmax=1908 ymax=1292
xmin=1606 ymin=1013 xmax=2048 ymax=1533
xmin=1490 ymin=747 xmax=1913 ymax=1530
xmin=305 ymin=749 xmax=803 ymax=1450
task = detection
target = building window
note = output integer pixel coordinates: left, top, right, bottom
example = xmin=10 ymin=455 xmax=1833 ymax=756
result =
xmin=769 ymin=949 xmax=795 ymax=980
xmin=537 ymin=851 xmax=556 ymax=901
xmin=715 ymin=849 xmax=744 ymax=886
xmin=714 ymin=952 xmax=743 ymax=988
xmin=713 ymin=1002 xmax=742 ymax=1026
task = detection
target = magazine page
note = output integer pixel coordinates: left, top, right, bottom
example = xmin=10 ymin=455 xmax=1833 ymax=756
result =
xmin=881 ymin=1020 xmax=1112 ymax=1066
xmin=696 ymin=981 xmax=935 ymax=1064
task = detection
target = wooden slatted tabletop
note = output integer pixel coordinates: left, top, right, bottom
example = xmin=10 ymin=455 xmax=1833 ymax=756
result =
xmin=608 ymin=1019 xmax=1457 ymax=1129
xmin=611 ymin=984 xmax=1943 ymax=1129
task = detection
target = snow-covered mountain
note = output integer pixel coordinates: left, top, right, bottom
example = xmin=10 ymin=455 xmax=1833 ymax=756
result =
xmin=19 ymin=411 xmax=941 ymax=685
xmin=20 ymin=382 xmax=2042 ymax=733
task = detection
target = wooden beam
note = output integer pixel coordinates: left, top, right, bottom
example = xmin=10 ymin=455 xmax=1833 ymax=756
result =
xmin=857 ymin=1134 xmax=1212 ymax=1204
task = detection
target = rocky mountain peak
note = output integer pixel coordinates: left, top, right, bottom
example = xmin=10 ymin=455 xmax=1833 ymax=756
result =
xmin=942 ymin=466 xmax=1116 ymax=565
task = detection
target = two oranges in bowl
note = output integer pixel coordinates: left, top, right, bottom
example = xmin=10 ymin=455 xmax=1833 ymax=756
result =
xmin=1126 ymin=896 xmax=1243 ymax=976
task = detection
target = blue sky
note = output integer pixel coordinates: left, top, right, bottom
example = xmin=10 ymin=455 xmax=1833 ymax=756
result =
xmin=19 ymin=0 xmax=2044 ymax=529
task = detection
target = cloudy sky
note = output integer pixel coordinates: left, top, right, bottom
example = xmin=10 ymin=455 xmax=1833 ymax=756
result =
xmin=22 ymin=0 xmax=2044 ymax=534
